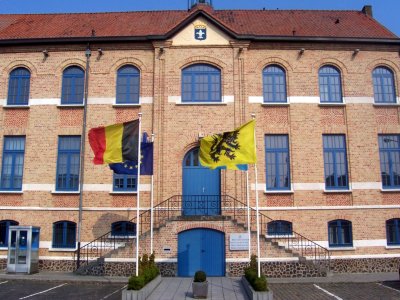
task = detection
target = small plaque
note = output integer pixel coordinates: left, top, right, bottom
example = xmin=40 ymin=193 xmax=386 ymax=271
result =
xmin=230 ymin=233 xmax=249 ymax=251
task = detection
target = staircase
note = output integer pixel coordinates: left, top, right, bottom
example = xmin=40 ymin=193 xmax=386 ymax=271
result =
xmin=74 ymin=195 xmax=330 ymax=275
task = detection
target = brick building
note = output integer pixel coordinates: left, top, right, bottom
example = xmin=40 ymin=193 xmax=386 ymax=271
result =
xmin=0 ymin=1 xmax=399 ymax=277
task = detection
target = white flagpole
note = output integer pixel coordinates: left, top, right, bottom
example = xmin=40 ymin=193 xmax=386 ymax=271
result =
xmin=246 ymin=169 xmax=251 ymax=260
xmin=251 ymin=113 xmax=261 ymax=278
xmin=150 ymin=133 xmax=155 ymax=254
xmin=135 ymin=112 xmax=143 ymax=277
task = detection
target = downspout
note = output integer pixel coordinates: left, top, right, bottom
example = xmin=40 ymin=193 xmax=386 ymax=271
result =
xmin=77 ymin=46 xmax=91 ymax=269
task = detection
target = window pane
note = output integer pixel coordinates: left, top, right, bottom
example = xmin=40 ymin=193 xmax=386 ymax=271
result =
xmin=323 ymin=135 xmax=348 ymax=189
xmin=265 ymin=135 xmax=290 ymax=190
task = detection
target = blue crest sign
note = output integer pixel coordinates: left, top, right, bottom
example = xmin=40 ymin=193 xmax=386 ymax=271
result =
xmin=194 ymin=22 xmax=207 ymax=41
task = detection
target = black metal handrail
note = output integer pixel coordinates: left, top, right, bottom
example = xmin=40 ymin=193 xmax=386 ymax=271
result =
xmin=74 ymin=194 xmax=330 ymax=272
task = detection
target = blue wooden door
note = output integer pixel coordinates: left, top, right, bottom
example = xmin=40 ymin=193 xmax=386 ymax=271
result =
xmin=182 ymin=148 xmax=220 ymax=216
xmin=178 ymin=228 xmax=225 ymax=277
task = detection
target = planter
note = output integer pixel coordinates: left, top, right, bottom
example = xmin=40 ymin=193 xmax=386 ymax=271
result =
xmin=122 ymin=275 xmax=162 ymax=300
xmin=192 ymin=281 xmax=208 ymax=299
xmin=241 ymin=276 xmax=273 ymax=300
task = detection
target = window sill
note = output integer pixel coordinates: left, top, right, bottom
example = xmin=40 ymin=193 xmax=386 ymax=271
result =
xmin=264 ymin=190 xmax=294 ymax=194
xmin=318 ymin=103 xmax=346 ymax=107
xmin=323 ymin=189 xmax=352 ymax=194
xmin=385 ymin=245 xmax=400 ymax=249
xmin=49 ymin=247 xmax=77 ymax=252
xmin=381 ymin=189 xmax=400 ymax=193
xmin=328 ymin=246 xmax=356 ymax=251
xmin=51 ymin=190 xmax=80 ymax=195
xmin=0 ymin=190 xmax=23 ymax=194
xmin=108 ymin=235 xmax=136 ymax=239
xmin=373 ymin=103 xmax=400 ymax=107
xmin=113 ymin=104 xmax=141 ymax=107
xmin=0 ymin=247 xmax=8 ymax=250
xmin=3 ymin=105 xmax=30 ymax=109
xmin=266 ymin=234 xmax=295 ymax=239
xmin=109 ymin=191 xmax=137 ymax=195
xmin=176 ymin=102 xmax=227 ymax=106
xmin=57 ymin=104 xmax=84 ymax=108
xmin=261 ymin=103 xmax=289 ymax=107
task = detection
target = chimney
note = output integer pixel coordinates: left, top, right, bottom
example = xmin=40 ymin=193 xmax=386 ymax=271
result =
xmin=362 ymin=5 xmax=373 ymax=18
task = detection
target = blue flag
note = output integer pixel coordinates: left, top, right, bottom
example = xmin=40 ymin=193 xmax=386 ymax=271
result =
xmin=109 ymin=142 xmax=153 ymax=175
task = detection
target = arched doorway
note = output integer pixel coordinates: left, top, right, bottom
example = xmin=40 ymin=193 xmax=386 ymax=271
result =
xmin=178 ymin=228 xmax=225 ymax=277
xmin=182 ymin=147 xmax=220 ymax=216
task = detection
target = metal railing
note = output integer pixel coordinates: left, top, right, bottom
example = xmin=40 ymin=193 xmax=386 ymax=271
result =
xmin=74 ymin=195 xmax=330 ymax=272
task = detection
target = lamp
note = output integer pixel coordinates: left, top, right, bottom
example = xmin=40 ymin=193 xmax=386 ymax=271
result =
xmin=353 ymin=49 xmax=360 ymax=56
xmin=97 ymin=48 xmax=103 ymax=60
xmin=299 ymin=48 xmax=305 ymax=55
xmin=42 ymin=49 xmax=49 ymax=58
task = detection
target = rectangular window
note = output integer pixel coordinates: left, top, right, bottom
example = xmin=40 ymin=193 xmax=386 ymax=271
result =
xmin=56 ymin=136 xmax=81 ymax=191
xmin=265 ymin=135 xmax=290 ymax=190
xmin=323 ymin=135 xmax=349 ymax=190
xmin=379 ymin=135 xmax=400 ymax=189
xmin=1 ymin=136 xmax=25 ymax=191
xmin=113 ymin=174 xmax=137 ymax=192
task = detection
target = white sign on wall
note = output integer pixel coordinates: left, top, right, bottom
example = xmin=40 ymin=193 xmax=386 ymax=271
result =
xmin=230 ymin=233 xmax=249 ymax=251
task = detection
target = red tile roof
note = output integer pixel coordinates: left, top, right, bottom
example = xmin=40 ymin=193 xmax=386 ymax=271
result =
xmin=0 ymin=7 xmax=397 ymax=42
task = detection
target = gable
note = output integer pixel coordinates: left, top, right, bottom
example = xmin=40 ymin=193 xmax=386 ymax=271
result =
xmin=172 ymin=17 xmax=231 ymax=46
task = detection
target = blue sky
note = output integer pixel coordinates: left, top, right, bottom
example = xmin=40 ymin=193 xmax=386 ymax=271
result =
xmin=0 ymin=0 xmax=398 ymax=36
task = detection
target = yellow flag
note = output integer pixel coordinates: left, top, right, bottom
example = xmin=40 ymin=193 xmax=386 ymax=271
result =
xmin=199 ymin=120 xmax=257 ymax=170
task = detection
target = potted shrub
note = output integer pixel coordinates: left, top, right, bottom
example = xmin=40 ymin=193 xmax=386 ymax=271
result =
xmin=192 ymin=270 xmax=208 ymax=299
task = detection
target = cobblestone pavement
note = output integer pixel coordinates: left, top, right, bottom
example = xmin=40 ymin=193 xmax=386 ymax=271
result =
xmin=270 ymin=282 xmax=400 ymax=300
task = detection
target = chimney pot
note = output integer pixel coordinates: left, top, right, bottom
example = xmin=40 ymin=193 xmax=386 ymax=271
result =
xmin=362 ymin=5 xmax=373 ymax=17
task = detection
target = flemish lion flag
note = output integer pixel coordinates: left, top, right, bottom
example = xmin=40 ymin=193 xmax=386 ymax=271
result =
xmin=88 ymin=120 xmax=139 ymax=164
xmin=199 ymin=120 xmax=256 ymax=170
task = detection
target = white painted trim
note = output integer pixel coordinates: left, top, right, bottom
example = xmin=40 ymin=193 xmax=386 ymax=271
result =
xmin=0 ymin=190 xmax=23 ymax=194
xmin=288 ymin=96 xmax=320 ymax=104
xmin=328 ymin=247 xmax=356 ymax=251
xmin=323 ymin=189 xmax=352 ymax=193
xmin=0 ymin=99 xmax=5 ymax=106
xmin=318 ymin=102 xmax=346 ymax=106
xmin=23 ymin=184 xmax=53 ymax=191
xmin=0 ymin=206 xmax=151 ymax=211
xmin=88 ymin=97 xmax=114 ymax=105
xmin=155 ymin=258 xmax=177 ymax=263
xmin=83 ymin=184 xmax=113 ymax=192
xmin=264 ymin=189 xmax=294 ymax=194
xmin=352 ymin=182 xmax=382 ymax=190
xmin=293 ymin=183 xmax=325 ymax=190
xmin=222 ymin=95 xmax=234 ymax=103
xmin=140 ymin=97 xmax=153 ymax=104
xmin=257 ymin=205 xmax=400 ymax=210
xmin=226 ymin=258 xmax=249 ymax=263
xmin=381 ymin=188 xmax=400 ymax=192
xmin=49 ymin=248 xmax=77 ymax=252
xmin=104 ymin=258 xmax=136 ymax=262
xmin=168 ymin=96 xmax=181 ymax=103
xmin=386 ymin=246 xmax=400 ymax=249
xmin=330 ymin=253 xmax=400 ymax=259
xmin=248 ymin=96 xmax=263 ymax=103
xmin=313 ymin=239 xmax=388 ymax=248
xmin=30 ymin=98 xmax=60 ymax=105
xmin=259 ymin=257 xmax=299 ymax=262
xmin=344 ymin=97 xmax=374 ymax=104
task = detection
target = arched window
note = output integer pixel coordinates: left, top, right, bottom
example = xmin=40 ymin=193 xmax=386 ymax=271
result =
xmin=111 ymin=221 xmax=136 ymax=236
xmin=0 ymin=220 xmax=19 ymax=247
xmin=386 ymin=218 xmax=400 ymax=245
xmin=263 ymin=65 xmax=287 ymax=103
xmin=116 ymin=65 xmax=140 ymax=104
xmin=184 ymin=147 xmax=200 ymax=167
xmin=373 ymin=67 xmax=396 ymax=104
xmin=52 ymin=221 xmax=76 ymax=248
xmin=61 ymin=66 xmax=85 ymax=105
xmin=328 ymin=220 xmax=352 ymax=247
xmin=182 ymin=64 xmax=221 ymax=102
xmin=7 ymin=67 xmax=30 ymax=105
xmin=319 ymin=65 xmax=343 ymax=103
xmin=267 ymin=220 xmax=292 ymax=236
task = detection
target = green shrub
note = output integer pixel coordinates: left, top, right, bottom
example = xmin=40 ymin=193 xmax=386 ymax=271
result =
xmin=244 ymin=268 xmax=257 ymax=285
xmin=253 ymin=276 xmax=268 ymax=292
xmin=128 ymin=253 xmax=160 ymax=290
xmin=249 ymin=254 xmax=257 ymax=270
xmin=128 ymin=275 xmax=146 ymax=290
xmin=194 ymin=270 xmax=207 ymax=282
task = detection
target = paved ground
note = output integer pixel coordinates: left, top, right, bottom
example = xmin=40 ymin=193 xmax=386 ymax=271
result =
xmin=148 ymin=277 xmax=247 ymax=300
xmin=0 ymin=272 xmax=399 ymax=300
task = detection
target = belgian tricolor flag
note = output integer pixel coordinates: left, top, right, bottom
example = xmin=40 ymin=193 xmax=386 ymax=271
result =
xmin=88 ymin=120 xmax=139 ymax=165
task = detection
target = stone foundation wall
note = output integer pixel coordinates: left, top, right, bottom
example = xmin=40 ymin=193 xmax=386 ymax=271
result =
xmin=330 ymin=258 xmax=400 ymax=273
xmin=0 ymin=258 xmax=6 ymax=270
xmin=38 ymin=260 xmax=75 ymax=272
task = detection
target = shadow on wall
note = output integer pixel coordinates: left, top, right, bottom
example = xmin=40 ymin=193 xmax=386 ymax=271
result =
xmin=92 ymin=213 xmax=133 ymax=238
